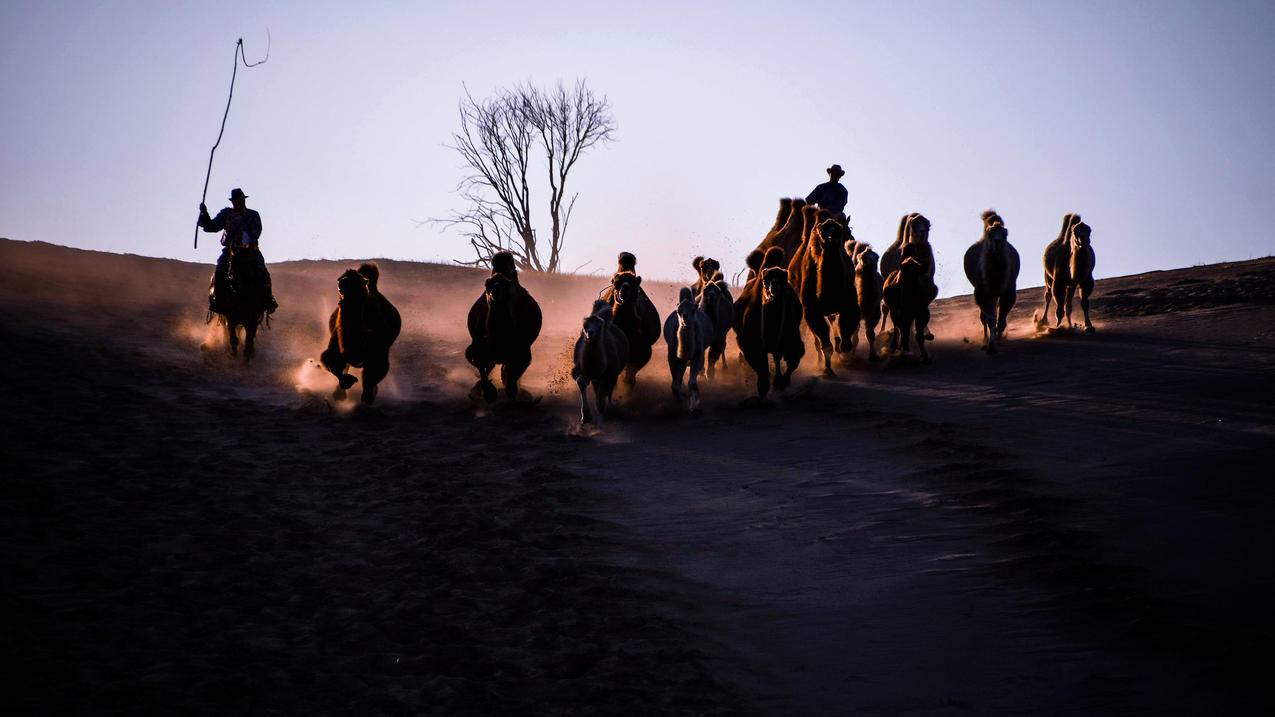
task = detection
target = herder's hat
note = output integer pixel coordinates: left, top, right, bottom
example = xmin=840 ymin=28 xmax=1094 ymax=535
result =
xmin=229 ymin=188 xmax=249 ymax=201
xmin=826 ymin=164 xmax=845 ymax=177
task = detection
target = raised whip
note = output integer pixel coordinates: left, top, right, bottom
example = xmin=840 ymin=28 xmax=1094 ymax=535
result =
xmin=194 ymin=31 xmax=270 ymax=249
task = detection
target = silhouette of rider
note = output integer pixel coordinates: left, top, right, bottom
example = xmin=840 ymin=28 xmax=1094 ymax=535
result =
xmin=198 ymin=187 xmax=277 ymax=314
xmin=805 ymin=164 xmax=848 ymax=219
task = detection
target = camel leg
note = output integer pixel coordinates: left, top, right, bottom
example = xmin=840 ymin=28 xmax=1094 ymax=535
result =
xmin=998 ymin=291 xmax=1016 ymax=337
xmin=320 ymin=339 xmax=356 ymax=400
xmin=226 ymin=321 xmax=239 ymax=357
xmin=1052 ymin=282 xmax=1067 ymax=326
xmin=502 ymin=347 xmax=531 ymax=402
xmin=806 ymin=309 xmax=835 ymax=377
xmin=744 ymin=348 xmax=771 ymax=399
xmin=361 ymin=352 xmax=390 ymax=405
xmin=577 ymin=376 xmax=593 ymax=424
xmin=836 ymin=312 xmax=859 ymax=364
xmin=242 ymin=321 xmax=258 ymax=363
xmin=1064 ymin=282 xmax=1078 ymax=328
xmin=899 ymin=318 xmax=912 ymax=354
xmin=865 ymin=314 xmax=879 ymax=363
xmin=688 ymin=353 xmax=703 ymax=413
xmin=464 ymin=343 xmax=498 ymax=403
xmin=669 ymin=355 xmax=686 ymax=400
xmin=1042 ymin=283 xmax=1053 ymax=324
xmin=918 ymin=311 xmax=933 ymax=364
xmin=1080 ymin=278 xmax=1095 ymax=332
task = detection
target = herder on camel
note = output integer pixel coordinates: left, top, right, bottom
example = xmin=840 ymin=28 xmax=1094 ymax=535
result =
xmin=198 ymin=187 xmax=278 ymax=314
xmin=805 ymin=163 xmax=849 ymax=221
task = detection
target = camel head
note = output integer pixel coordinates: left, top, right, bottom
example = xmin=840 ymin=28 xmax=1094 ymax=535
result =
xmin=611 ymin=271 xmax=641 ymax=306
xmin=853 ymin=244 xmax=879 ymax=274
xmin=484 ymin=273 xmax=514 ymax=311
xmin=812 ymin=218 xmax=846 ymax=259
xmin=1071 ymin=222 xmax=1092 ymax=249
xmin=356 ymin=262 xmax=380 ymax=292
xmin=676 ymin=287 xmax=699 ymax=324
xmin=906 ymin=215 xmax=932 ymax=246
xmin=900 ymin=256 xmax=926 ymax=283
xmin=337 ymin=268 xmax=369 ymax=302
xmin=694 ymin=256 xmax=721 ymax=284
xmin=761 ymin=267 xmax=790 ymax=305
xmin=986 ymin=222 xmax=1009 ymax=250
xmin=700 ymin=280 xmax=723 ymax=311
xmin=581 ymin=312 xmax=608 ymax=345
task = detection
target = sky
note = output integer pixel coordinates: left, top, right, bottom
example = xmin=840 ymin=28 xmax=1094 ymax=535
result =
xmin=2 ymin=0 xmax=1273 ymax=296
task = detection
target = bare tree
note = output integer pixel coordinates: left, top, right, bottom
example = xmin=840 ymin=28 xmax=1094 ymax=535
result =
xmin=431 ymin=80 xmax=616 ymax=273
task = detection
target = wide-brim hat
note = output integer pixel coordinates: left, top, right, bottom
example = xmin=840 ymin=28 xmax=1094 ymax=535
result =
xmin=229 ymin=188 xmax=249 ymax=200
xmin=826 ymin=164 xmax=845 ymax=177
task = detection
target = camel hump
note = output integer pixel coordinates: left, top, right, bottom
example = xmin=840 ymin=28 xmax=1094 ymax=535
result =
xmin=746 ymin=249 xmax=765 ymax=272
xmin=692 ymin=256 xmax=704 ymax=272
xmin=357 ymin=261 xmax=380 ymax=287
xmin=763 ymin=246 xmax=786 ymax=268
xmin=590 ymin=298 xmax=613 ymax=320
xmin=981 ymin=209 xmax=1002 ymax=227
xmin=617 ymin=251 xmax=637 ymax=272
xmin=678 ymin=287 xmax=694 ymax=304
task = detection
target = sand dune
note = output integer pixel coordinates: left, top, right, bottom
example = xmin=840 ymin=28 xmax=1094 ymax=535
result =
xmin=2 ymin=238 xmax=1271 ymax=714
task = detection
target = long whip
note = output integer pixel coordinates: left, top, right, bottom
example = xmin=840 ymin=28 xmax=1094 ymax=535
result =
xmin=195 ymin=32 xmax=270 ymax=249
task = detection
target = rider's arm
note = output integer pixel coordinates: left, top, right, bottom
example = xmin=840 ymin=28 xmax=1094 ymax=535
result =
xmin=805 ymin=184 xmax=824 ymax=206
xmin=199 ymin=207 xmax=228 ymax=232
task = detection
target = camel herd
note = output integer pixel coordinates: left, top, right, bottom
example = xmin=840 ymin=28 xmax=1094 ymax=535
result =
xmin=313 ymin=202 xmax=1097 ymax=418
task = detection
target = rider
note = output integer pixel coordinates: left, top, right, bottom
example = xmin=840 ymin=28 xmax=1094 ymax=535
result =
xmin=198 ymin=187 xmax=277 ymax=314
xmin=805 ymin=163 xmax=849 ymax=221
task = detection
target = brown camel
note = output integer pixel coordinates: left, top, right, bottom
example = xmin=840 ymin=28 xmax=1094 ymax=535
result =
xmin=850 ymin=242 xmax=883 ymax=363
xmin=320 ymin=268 xmax=400 ymax=404
xmin=963 ymin=210 xmax=1020 ymax=354
xmin=210 ymin=242 xmax=273 ymax=363
xmin=465 ymin=251 xmax=543 ymax=402
xmin=608 ymin=270 xmax=662 ymax=385
xmin=882 ymin=244 xmax=938 ymax=364
xmin=733 ymin=247 xmax=804 ymax=399
xmin=572 ymin=299 xmax=629 ymax=424
xmin=1043 ymin=213 xmax=1096 ymax=330
xmin=788 ymin=216 xmax=860 ymax=376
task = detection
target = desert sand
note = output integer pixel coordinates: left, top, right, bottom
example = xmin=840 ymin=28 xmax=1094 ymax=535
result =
xmin=2 ymin=237 xmax=1272 ymax=714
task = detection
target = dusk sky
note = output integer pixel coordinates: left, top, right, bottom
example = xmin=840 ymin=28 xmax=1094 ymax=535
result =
xmin=2 ymin=0 xmax=1273 ymax=296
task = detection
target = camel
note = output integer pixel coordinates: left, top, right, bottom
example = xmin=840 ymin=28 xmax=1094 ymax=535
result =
xmin=1043 ymin=213 xmax=1096 ymax=331
xmin=882 ymin=244 xmax=938 ymax=364
xmin=690 ymin=256 xmax=728 ymax=298
xmin=880 ymin=212 xmax=935 ymax=287
xmin=608 ymin=270 xmax=662 ymax=385
xmin=963 ymin=209 xmax=1020 ymax=354
xmin=698 ymin=279 xmax=734 ymax=378
xmin=1066 ymin=222 xmax=1097 ymax=331
xmin=733 ymin=247 xmax=804 ymax=399
xmin=465 ymin=252 xmax=543 ymax=402
xmin=850 ymin=242 xmax=883 ymax=363
xmin=880 ymin=212 xmax=935 ymax=339
xmin=572 ymin=299 xmax=629 ymax=424
xmin=210 ymin=242 xmax=273 ymax=363
xmin=663 ymin=287 xmax=714 ymax=413
xmin=788 ymin=216 xmax=860 ymax=376
xmin=320 ymin=268 xmax=400 ymax=404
